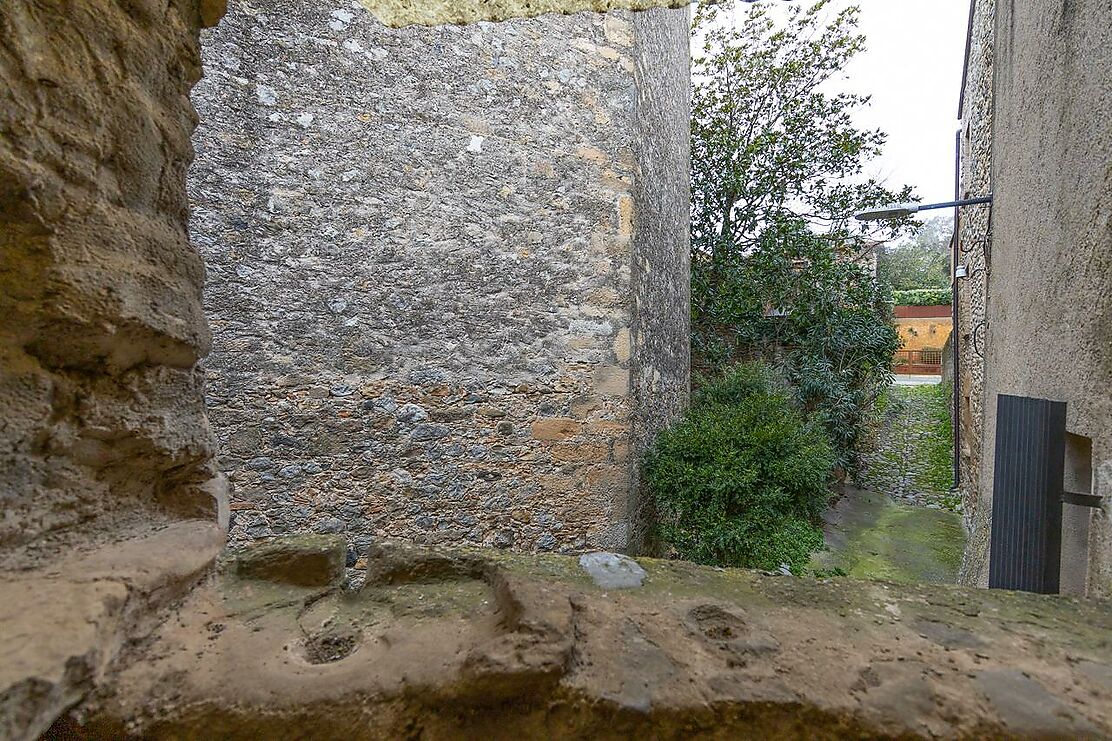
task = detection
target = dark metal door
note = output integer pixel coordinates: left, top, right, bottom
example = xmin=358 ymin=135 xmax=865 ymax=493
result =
xmin=988 ymin=394 xmax=1066 ymax=593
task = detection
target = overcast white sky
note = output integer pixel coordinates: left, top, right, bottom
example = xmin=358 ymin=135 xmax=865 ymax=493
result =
xmin=725 ymin=0 xmax=971 ymax=203
xmin=836 ymin=1 xmax=970 ymax=201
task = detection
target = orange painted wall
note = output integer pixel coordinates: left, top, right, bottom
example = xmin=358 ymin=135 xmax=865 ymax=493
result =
xmin=896 ymin=316 xmax=953 ymax=351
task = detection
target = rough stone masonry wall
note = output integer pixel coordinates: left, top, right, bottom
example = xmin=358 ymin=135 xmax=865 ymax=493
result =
xmin=955 ymin=0 xmax=994 ymax=587
xmin=626 ymin=7 xmax=690 ymax=551
xmin=0 ymin=0 xmax=227 ymax=572
xmin=191 ymin=1 xmax=690 ymax=557
xmin=978 ymin=0 xmax=1112 ymax=597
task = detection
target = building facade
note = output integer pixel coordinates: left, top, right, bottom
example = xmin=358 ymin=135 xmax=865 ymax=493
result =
xmin=893 ymin=305 xmax=952 ymax=375
xmin=190 ymin=2 xmax=691 ymax=557
xmin=954 ymin=0 xmax=994 ymax=587
xmin=958 ymin=0 xmax=1112 ymax=597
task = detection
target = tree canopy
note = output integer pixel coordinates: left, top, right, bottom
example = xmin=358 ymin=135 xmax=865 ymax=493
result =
xmin=690 ymin=0 xmax=914 ymax=472
xmin=876 ymin=216 xmax=953 ymax=291
xmin=691 ymin=0 xmax=914 ymax=265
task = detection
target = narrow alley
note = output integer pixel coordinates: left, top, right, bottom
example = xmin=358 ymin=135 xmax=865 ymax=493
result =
xmin=814 ymin=381 xmax=966 ymax=584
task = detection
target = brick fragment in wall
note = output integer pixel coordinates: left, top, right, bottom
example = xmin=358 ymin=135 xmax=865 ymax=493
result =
xmin=192 ymin=3 xmax=691 ymax=555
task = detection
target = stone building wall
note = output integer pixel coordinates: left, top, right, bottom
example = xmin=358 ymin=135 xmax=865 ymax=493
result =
xmin=626 ymin=8 xmax=691 ymax=551
xmin=955 ymin=0 xmax=994 ymax=586
xmin=0 ymin=0 xmax=227 ymax=573
xmin=973 ymin=0 xmax=1112 ymax=597
xmin=190 ymin=1 xmax=690 ymax=556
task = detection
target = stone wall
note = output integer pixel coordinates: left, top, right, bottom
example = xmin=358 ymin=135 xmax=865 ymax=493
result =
xmin=190 ymin=1 xmax=690 ymax=557
xmin=1 ymin=1 xmax=230 ymax=736
xmin=0 ymin=0 xmax=227 ymax=572
xmin=626 ymin=8 xmax=691 ymax=551
xmin=359 ymin=0 xmax=690 ymax=27
xmin=974 ymin=0 xmax=1112 ymax=596
xmin=955 ymin=0 xmax=993 ymax=586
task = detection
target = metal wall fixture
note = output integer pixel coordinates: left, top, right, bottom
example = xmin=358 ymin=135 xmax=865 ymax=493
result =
xmin=853 ymin=194 xmax=993 ymax=222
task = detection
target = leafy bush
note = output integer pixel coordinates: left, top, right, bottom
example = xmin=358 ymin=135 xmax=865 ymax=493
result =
xmin=690 ymin=0 xmax=910 ymax=479
xmin=645 ymin=363 xmax=835 ymax=571
xmin=892 ymin=288 xmax=952 ymax=306
xmin=693 ymin=221 xmax=899 ymax=475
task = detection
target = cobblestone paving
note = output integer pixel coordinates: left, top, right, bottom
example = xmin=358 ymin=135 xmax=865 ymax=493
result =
xmin=855 ymin=385 xmax=958 ymax=511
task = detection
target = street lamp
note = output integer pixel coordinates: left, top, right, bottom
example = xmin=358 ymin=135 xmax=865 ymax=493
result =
xmin=854 ymin=194 xmax=993 ymax=221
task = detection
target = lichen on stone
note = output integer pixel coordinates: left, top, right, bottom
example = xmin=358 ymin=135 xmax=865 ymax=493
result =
xmin=358 ymin=0 xmax=688 ymax=27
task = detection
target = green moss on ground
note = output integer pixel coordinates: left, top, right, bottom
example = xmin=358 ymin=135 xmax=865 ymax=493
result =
xmin=906 ymin=382 xmax=956 ymax=496
xmin=812 ymin=488 xmax=966 ymax=584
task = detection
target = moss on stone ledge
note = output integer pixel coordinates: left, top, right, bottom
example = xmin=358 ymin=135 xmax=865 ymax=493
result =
xmin=65 ymin=541 xmax=1112 ymax=738
xmin=358 ymin=0 xmax=688 ymax=27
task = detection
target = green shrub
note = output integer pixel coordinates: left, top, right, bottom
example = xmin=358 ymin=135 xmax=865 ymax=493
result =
xmin=892 ymin=288 xmax=952 ymax=306
xmin=692 ymin=220 xmax=899 ymax=476
xmin=645 ymin=363 xmax=835 ymax=571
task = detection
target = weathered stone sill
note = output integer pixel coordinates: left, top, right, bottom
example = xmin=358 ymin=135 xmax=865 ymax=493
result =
xmin=0 ymin=522 xmax=224 ymax=741
xmin=54 ymin=537 xmax=1112 ymax=739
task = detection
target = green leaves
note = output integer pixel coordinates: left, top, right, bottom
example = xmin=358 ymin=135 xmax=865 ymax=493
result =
xmin=877 ymin=217 xmax=954 ymax=291
xmin=892 ymin=288 xmax=953 ymax=306
xmin=691 ymin=0 xmax=913 ymax=264
xmin=646 ymin=363 xmax=835 ymax=571
xmin=691 ymin=219 xmax=898 ymax=473
xmin=691 ymin=1 xmax=906 ymax=474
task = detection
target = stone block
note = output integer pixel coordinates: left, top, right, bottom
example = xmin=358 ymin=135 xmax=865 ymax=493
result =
xmin=531 ymin=417 xmax=583 ymax=441
xmin=227 ymin=535 xmax=347 ymax=587
xmin=578 ymin=551 xmax=646 ymax=588
xmin=0 ymin=523 xmax=222 ymax=741
xmin=612 ymin=327 xmax=632 ymax=363
xmin=552 ymin=442 xmax=609 ymax=464
xmin=58 ymin=547 xmax=1112 ymax=738
xmin=592 ymin=365 xmax=630 ymax=396
xmin=604 ymin=16 xmax=634 ymax=47
xmin=586 ymin=420 xmax=627 ymax=435
xmin=617 ymin=195 xmax=634 ymax=238
xmin=586 ymin=465 xmax=628 ymax=496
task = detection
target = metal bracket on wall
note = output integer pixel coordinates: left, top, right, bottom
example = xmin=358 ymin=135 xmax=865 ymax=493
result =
xmin=1062 ymin=491 xmax=1103 ymax=508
